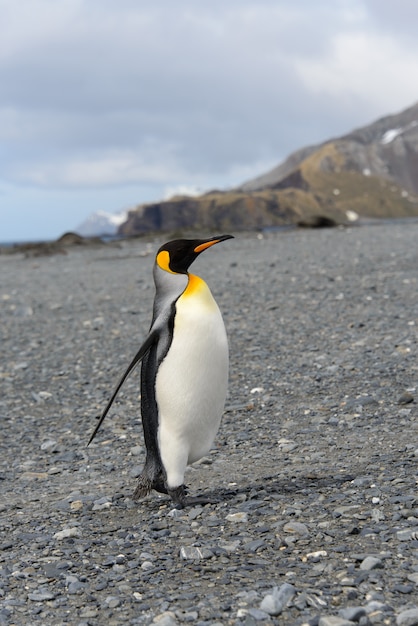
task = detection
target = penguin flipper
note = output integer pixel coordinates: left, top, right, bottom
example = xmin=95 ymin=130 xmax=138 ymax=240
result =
xmin=87 ymin=329 xmax=158 ymax=446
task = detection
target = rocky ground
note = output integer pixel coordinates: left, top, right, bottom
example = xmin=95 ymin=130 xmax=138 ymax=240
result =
xmin=0 ymin=222 xmax=417 ymax=626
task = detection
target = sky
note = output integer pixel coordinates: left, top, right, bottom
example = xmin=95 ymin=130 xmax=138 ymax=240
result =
xmin=1 ymin=0 xmax=418 ymax=242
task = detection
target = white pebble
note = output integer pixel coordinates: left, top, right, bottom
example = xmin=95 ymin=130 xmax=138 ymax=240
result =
xmin=53 ymin=527 xmax=82 ymax=540
xmin=226 ymin=512 xmax=248 ymax=523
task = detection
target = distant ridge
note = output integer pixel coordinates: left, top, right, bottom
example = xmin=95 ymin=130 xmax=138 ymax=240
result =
xmin=118 ymin=102 xmax=418 ymax=236
xmin=239 ymin=101 xmax=418 ymax=195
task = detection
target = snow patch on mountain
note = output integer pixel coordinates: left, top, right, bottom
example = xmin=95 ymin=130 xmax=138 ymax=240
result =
xmin=381 ymin=120 xmax=418 ymax=145
xmin=75 ymin=210 xmax=128 ymax=237
xmin=381 ymin=128 xmax=402 ymax=144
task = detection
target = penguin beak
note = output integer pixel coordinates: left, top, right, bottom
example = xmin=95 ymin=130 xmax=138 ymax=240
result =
xmin=194 ymin=234 xmax=234 ymax=254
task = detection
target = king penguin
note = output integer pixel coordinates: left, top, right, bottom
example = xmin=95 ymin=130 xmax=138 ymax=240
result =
xmin=88 ymin=234 xmax=234 ymax=508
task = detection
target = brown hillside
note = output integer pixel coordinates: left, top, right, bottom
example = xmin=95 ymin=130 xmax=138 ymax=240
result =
xmin=119 ymin=102 xmax=418 ymax=236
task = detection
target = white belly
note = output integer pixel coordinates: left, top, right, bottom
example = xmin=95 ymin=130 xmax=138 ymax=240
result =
xmin=155 ymin=276 xmax=228 ymax=488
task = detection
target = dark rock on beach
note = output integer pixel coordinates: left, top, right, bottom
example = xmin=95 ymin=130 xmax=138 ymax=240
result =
xmin=0 ymin=231 xmax=107 ymax=257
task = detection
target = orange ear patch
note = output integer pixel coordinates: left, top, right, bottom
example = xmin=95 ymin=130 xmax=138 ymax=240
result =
xmin=156 ymin=250 xmax=176 ymax=273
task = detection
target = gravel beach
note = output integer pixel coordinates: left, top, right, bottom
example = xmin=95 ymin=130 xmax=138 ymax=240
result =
xmin=1 ymin=222 xmax=417 ymax=626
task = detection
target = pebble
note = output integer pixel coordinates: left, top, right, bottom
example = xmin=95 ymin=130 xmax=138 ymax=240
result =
xmin=338 ymin=606 xmax=367 ymax=621
xmin=397 ymin=392 xmax=414 ymax=405
xmin=259 ymin=583 xmax=296 ymax=616
xmin=396 ymin=608 xmax=418 ymax=626
xmin=28 ymin=590 xmax=56 ymax=602
xmin=180 ymin=546 xmax=214 ymax=560
xmin=318 ymin=617 xmax=355 ymax=626
xmin=359 ymin=556 xmax=383 ymax=570
xmin=53 ymin=527 xmax=82 ymax=540
xmin=283 ymin=521 xmax=310 ymax=537
xmin=226 ymin=512 xmax=249 ymax=523
xmin=153 ymin=611 xmax=178 ymax=625
xmin=397 ymin=529 xmax=418 ymax=541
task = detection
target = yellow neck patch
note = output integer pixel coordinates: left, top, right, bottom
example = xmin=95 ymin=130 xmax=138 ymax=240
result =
xmin=183 ymin=273 xmax=205 ymax=297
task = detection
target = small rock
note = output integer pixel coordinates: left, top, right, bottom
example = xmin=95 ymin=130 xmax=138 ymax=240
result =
xmin=283 ymin=521 xmax=309 ymax=537
xmin=248 ymin=607 xmax=269 ymax=620
xmin=339 ymin=607 xmax=367 ymax=621
xmin=68 ymin=580 xmax=87 ymax=594
xmin=92 ymin=496 xmax=112 ymax=510
xmin=359 ymin=556 xmax=383 ymax=570
xmin=70 ymin=500 xmax=83 ymax=511
xmin=407 ymin=573 xmax=418 ymax=584
xmin=226 ymin=512 xmax=248 ymax=523
xmin=397 ymin=529 xmax=418 ymax=541
xmin=180 ymin=546 xmax=214 ymax=560
xmin=40 ymin=439 xmax=57 ymax=450
xmin=393 ymin=584 xmax=414 ymax=594
xmin=306 ymin=593 xmax=328 ymax=609
xmin=14 ymin=306 xmax=33 ymax=317
xmin=244 ymin=539 xmax=265 ymax=553
xmin=28 ymin=590 xmax=56 ymax=602
xmin=13 ymin=361 xmax=29 ymax=370
xmin=365 ymin=600 xmax=393 ymax=614
xmin=188 ymin=507 xmax=203 ymax=521
xmin=305 ymin=550 xmax=327 ymax=561
xmin=219 ymin=540 xmax=241 ymax=552
xmin=115 ymin=554 xmax=126 ymax=564
xmin=319 ymin=617 xmax=355 ymax=626
xmin=153 ymin=611 xmax=178 ymax=625
xmin=259 ymin=583 xmax=296 ymax=616
xmin=396 ymin=608 xmax=418 ymax=626
xmin=277 ymin=438 xmax=298 ymax=452
xmin=53 ymin=527 xmax=82 ymax=540
xmin=397 ymin=392 xmax=414 ymax=405
xmin=80 ymin=608 xmax=98 ymax=618
xmin=130 ymin=465 xmax=143 ymax=478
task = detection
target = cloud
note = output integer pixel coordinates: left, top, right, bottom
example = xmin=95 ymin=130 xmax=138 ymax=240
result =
xmin=293 ymin=30 xmax=418 ymax=115
xmin=1 ymin=0 xmax=418 ymax=240
xmin=0 ymin=2 xmax=340 ymax=188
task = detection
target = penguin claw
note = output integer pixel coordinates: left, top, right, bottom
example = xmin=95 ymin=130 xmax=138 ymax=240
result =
xmin=184 ymin=495 xmax=220 ymax=507
xmin=167 ymin=486 xmax=219 ymax=509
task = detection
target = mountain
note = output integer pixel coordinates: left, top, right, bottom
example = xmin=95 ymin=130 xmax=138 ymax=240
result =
xmin=119 ymin=102 xmax=418 ymax=235
xmin=75 ymin=210 xmax=128 ymax=237
xmin=239 ymin=101 xmax=418 ymax=196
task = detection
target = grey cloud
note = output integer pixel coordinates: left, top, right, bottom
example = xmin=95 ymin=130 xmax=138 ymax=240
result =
xmin=1 ymin=0 xmax=417 ymax=192
xmin=363 ymin=0 xmax=418 ymax=39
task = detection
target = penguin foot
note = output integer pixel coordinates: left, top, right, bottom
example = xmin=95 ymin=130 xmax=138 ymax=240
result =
xmin=132 ymin=475 xmax=153 ymax=500
xmin=167 ymin=485 xmax=219 ymax=509
xmin=133 ymin=472 xmax=168 ymax=500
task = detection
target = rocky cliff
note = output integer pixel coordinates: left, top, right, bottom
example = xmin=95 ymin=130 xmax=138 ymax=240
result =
xmin=119 ymin=102 xmax=418 ymax=236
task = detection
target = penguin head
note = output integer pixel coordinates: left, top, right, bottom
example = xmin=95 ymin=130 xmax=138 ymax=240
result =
xmin=156 ymin=234 xmax=234 ymax=274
